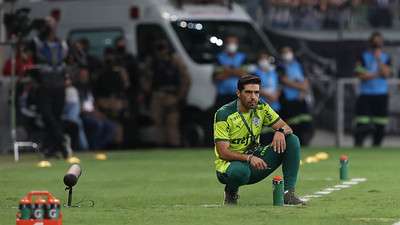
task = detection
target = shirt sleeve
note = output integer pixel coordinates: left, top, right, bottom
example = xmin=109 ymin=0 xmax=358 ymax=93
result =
xmin=261 ymin=103 xmax=280 ymax=126
xmin=276 ymin=64 xmax=286 ymax=76
xmin=354 ymin=52 xmax=369 ymax=74
xmin=214 ymin=111 xmax=230 ymax=142
xmin=386 ymin=55 xmax=392 ymax=66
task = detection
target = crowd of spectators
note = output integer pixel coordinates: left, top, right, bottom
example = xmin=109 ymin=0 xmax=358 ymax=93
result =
xmin=213 ymin=35 xmax=314 ymax=146
xmin=2 ymin=31 xmax=191 ymax=151
xmin=1 ymin=1 xmax=397 ymax=152
xmin=256 ymin=0 xmax=397 ymax=30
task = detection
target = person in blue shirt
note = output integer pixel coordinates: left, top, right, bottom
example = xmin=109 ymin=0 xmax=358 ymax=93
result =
xmin=252 ymin=52 xmax=281 ymax=144
xmin=213 ymin=35 xmax=248 ymax=109
xmin=254 ymin=52 xmax=281 ymax=111
xmin=353 ymin=32 xmax=392 ymax=147
xmin=277 ymin=47 xmax=313 ymax=146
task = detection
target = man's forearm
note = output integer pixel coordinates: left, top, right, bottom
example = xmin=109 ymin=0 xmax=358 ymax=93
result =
xmin=271 ymin=119 xmax=293 ymax=135
xmin=216 ymin=141 xmax=250 ymax=162
xmin=356 ymin=72 xmax=375 ymax=81
xmin=219 ymin=150 xmax=249 ymax=162
xmin=379 ymin=64 xmax=391 ymax=77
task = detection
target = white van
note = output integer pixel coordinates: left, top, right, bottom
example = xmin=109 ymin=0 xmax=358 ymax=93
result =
xmin=14 ymin=0 xmax=273 ymax=112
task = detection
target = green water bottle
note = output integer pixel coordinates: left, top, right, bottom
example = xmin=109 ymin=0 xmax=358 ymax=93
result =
xmin=340 ymin=155 xmax=349 ymax=180
xmin=47 ymin=198 xmax=60 ymax=219
xmin=19 ymin=198 xmax=32 ymax=220
xmin=272 ymin=176 xmax=284 ymax=206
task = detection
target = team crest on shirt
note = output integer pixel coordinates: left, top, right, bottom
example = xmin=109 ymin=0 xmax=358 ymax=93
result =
xmin=252 ymin=116 xmax=260 ymax=126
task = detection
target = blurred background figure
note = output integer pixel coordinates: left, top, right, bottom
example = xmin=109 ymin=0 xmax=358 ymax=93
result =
xmin=251 ymin=51 xmax=281 ymax=144
xmin=75 ymin=66 xmax=117 ymax=150
xmin=2 ymin=0 xmax=400 ymax=149
xmin=277 ymin=46 xmax=313 ymax=146
xmin=353 ymin=32 xmax=392 ymax=147
xmin=94 ymin=47 xmax=129 ymax=147
xmin=213 ymin=35 xmax=248 ymax=109
xmin=2 ymin=43 xmax=33 ymax=77
xmin=63 ymin=75 xmax=89 ymax=151
xmin=254 ymin=51 xmax=281 ymax=112
xmin=30 ymin=16 xmax=71 ymax=159
xmin=142 ymin=39 xmax=190 ymax=147
xmin=75 ymin=38 xmax=102 ymax=75
xmin=367 ymin=0 xmax=393 ymax=28
xmin=113 ymin=36 xmax=139 ymax=88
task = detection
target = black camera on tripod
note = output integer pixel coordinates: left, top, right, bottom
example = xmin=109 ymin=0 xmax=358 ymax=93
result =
xmin=3 ymin=7 xmax=48 ymax=39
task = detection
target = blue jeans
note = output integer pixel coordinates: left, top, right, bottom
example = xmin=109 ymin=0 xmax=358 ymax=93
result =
xmin=63 ymin=102 xmax=89 ymax=150
xmin=81 ymin=113 xmax=116 ymax=150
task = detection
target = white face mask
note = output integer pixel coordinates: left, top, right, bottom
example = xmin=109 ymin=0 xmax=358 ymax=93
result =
xmin=282 ymin=52 xmax=294 ymax=62
xmin=226 ymin=43 xmax=238 ymax=54
xmin=258 ymin=59 xmax=271 ymax=71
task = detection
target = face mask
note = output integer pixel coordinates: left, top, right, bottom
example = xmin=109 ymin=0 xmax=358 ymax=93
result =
xmin=258 ymin=59 xmax=271 ymax=71
xmin=371 ymin=42 xmax=382 ymax=49
xmin=282 ymin=52 xmax=294 ymax=62
xmin=226 ymin=43 xmax=238 ymax=54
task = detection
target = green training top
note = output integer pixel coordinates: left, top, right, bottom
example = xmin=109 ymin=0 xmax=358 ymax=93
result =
xmin=213 ymin=100 xmax=280 ymax=173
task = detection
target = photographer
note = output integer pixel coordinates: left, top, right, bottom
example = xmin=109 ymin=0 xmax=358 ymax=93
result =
xmin=29 ymin=16 xmax=70 ymax=159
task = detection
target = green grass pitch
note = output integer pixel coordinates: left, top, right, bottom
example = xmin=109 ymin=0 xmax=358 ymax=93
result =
xmin=1 ymin=147 xmax=399 ymax=225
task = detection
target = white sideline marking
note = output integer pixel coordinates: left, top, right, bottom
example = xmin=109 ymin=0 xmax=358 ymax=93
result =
xmin=174 ymin=204 xmax=222 ymax=208
xmin=352 ymin=178 xmax=367 ymax=182
xmin=342 ymin=181 xmax=359 ymax=185
xmin=324 ymin=188 xmax=341 ymax=191
xmin=334 ymin=184 xmax=351 ymax=188
xmin=302 ymin=194 xmax=322 ymax=198
xmin=393 ymin=220 xmax=400 ymax=225
xmin=301 ymin=178 xmax=367 ymax=202
xmin=315 ymin=191 xmax=331 ymax=195
xmin=174 ymin=178 xmax=368 ymax=207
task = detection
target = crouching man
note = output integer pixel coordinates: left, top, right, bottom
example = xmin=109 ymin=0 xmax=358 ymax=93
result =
xmin=214 ymin=75 xmax=305 ymax=205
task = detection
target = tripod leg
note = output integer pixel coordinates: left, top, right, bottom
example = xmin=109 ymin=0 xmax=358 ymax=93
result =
xmin=67 ymin=187 xmax=73 ymax=207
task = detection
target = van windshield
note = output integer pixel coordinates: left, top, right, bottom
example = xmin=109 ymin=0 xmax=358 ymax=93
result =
xmin=171 ymin=20 xmax=268 ymax=64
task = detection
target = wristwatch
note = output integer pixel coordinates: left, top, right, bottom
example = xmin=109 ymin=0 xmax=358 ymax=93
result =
xmin=275 ymin=128 xmax=285 ymax=135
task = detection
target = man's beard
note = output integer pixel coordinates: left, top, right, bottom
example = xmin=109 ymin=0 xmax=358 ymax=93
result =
xmin=246 ymin=100 xmax=257 ymax=110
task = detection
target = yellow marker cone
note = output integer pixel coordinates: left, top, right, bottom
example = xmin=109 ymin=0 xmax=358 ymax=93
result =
xmin=95 ymin=153 xmax=107 ymax=161
xmin=37 ymin=160 xmax=52 ymax=168
xmin=305 ymin=156 xmax=319 ymax=164
xmin=67 ymin=156 xmax=81 ymax=164
xmin=315 ymin=152 xmax=329 ymax=160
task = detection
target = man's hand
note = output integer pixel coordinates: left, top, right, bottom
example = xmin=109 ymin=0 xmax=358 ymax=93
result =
xmin=379 ymin=63 xmax=391 ymax=77
xmin=249 ymin=156 xmax=268 ymax=170
xmin=271 ymin=132 xmax=286 ymax=153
